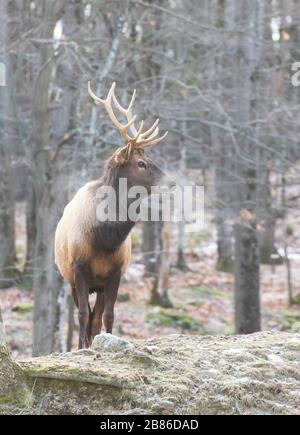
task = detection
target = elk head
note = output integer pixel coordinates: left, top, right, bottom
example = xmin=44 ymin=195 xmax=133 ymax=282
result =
xmin=88 ymin=82 xmax=169 ymax=193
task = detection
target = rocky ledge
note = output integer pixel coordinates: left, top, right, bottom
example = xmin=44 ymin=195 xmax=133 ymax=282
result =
xmin=0 ymin=332 xmax=299 ymax=415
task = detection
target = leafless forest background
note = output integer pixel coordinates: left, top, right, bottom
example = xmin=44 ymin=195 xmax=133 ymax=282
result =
xmin=1 ymin=0 xmax=300 ymax=358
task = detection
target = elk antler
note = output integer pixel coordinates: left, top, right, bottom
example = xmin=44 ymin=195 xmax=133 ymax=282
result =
xmin=88 ymin=82 xmax=168 ymax=149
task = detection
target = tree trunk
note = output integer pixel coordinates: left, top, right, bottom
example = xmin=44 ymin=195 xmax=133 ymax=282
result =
xmin=176 ymin=120 xmax=188 ymax=271
xmin=210 ymin=0 xmax=234 ymax=273
xmin=53 ymin=280 xmax=67 ymax=353
xmin=176 ymin=220 xmax=187 ymax=271
xmin=66 ymin=294 xmax=75 ymax=352
xmin=142 ymin=221 xmax=161 ymax=277
xmin=0 ymin=0 xmax=17 ymax=288
xmin=257 ymin=166 xmax=281 ymax=264
xmin=215 ymin=163 xmax=234 ymax=273
xmin=24 ymin=181 xmax=36 ymax=280
xmin=141 ymin=0 xmax=170 ymax=289
xmin=150 ymin=221 xmax=173 ymax=308
xmin=234 ymin=219 xmax=261 ymax=334
xmin=31 ymin=0 xmax=65 ymax=356
xmin=50 ymin=0 xmax=84 ymax=354
xmin=0 ymin=306 xmax=5 ymax=346
xmin=0 ymin=146 xmax=16 ymax=288
xmin=233 ymin=0 xmax=261 ymax=334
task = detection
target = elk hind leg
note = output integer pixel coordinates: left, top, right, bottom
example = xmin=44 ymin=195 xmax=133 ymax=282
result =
xmin=73 ymin=261 xmax=90 ymax=349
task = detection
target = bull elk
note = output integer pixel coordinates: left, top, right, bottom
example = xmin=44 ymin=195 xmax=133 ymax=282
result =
xmin=55 ymin=82 xmax=171 ymax=349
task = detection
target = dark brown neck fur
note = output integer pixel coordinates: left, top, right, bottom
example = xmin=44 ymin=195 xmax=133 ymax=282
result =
xmin=90 ymin=161 xmax=135 ymax=253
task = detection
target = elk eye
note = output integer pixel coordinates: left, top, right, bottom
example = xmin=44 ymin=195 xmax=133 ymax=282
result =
xmin=138 ymin=160 xmax=147 ymax=169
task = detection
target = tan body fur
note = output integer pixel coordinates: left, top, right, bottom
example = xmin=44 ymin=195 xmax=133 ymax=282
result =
xmin=55 ymin=180 xmax=131 ymax=290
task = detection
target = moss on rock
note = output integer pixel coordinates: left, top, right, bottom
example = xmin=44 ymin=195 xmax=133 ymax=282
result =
xmin=0 ymin=344 xmax=31 ymax=412
xmin=1 ymin=332 xmax=300 ymax=415
xmin=281 ymin=312 xmax=300 ymax=332
xmin=146 ymin=309 xmax=205 ymax=332
xmin=12 ymin=302 xmax=33 ymax=315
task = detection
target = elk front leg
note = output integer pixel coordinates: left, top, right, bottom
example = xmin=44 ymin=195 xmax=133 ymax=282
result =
xmin=90 ymin=290 xmax=105 ymax=341
xmin=71 ymin=286 xmax=79 ymax=308
xmin=86 ymin=302 xmax=93 ymax=347
xmin=103 ymin=272 xmax=121 ymax=334
xmin=73 ymin=262 xmax=90 ymax=349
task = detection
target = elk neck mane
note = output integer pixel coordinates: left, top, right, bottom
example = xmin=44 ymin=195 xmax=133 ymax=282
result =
xmin=89 ymin=157 xmax=135 ymax=253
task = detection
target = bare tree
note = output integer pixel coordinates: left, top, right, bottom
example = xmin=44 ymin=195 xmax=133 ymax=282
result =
xmin=30 ymin=0 xmax=66 ymax=356
xmin=0 ymin=306 xmax=5 ymax=346
xmin=0 ymin=0 xmax=17 ymax=288
xmin=233 ymin=0 xmax=262 ymax=334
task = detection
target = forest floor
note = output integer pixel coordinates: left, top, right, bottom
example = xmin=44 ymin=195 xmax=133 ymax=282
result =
xmin=1 ymin=175 xmax=300 ymax=359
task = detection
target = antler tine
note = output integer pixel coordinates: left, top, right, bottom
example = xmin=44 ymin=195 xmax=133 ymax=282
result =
xmin=137 ymin=127 xmax=159 ymax=144
xmin=128 ymin=89 xmax=137 ymax=111
xmin=112 ymin=88 xmax=160 ymax=143
xmin=137 ymin=131 xmax=169 ymax=149
xmin=138 ymin=119 xmax=160 ymax=140
xmin=88 ymin=81 xmax=137 ymax=143
xmin=112 ymin=89 xmax=139 ymax=137
xmin=136 ymin=120 xmax=144 ymax=137
xmin=88 ymin=80 xmax=106 ymax=104
xmin=112 ymin=88 xmax=137 ymax=114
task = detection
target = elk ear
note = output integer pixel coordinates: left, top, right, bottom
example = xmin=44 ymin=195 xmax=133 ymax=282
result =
xmin=114 ymin=144 xmax=133 ymax=165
